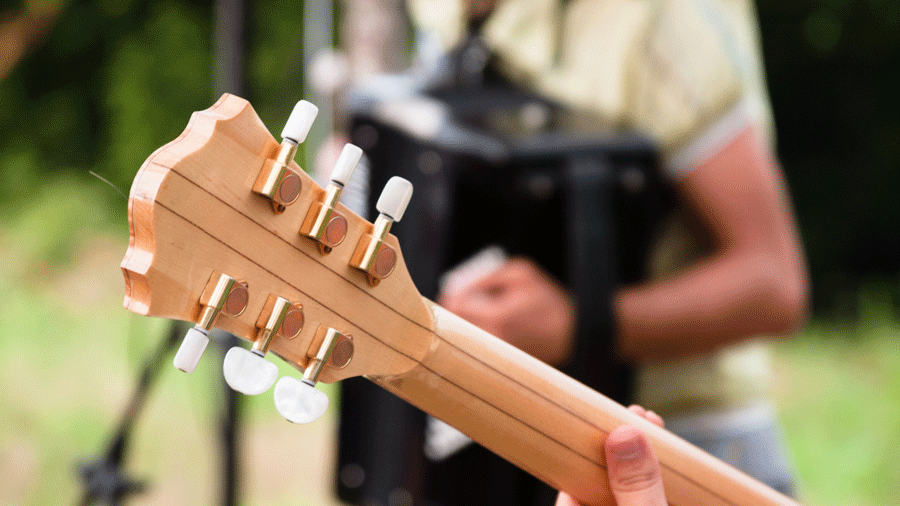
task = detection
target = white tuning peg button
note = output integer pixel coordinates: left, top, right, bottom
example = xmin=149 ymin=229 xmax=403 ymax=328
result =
xmin=173 ymin=326 xmax=210 ymax=373
xmin=330 ymin=143 xmax=363 ymax=187
xmin=281 ymin=100 xmax=319 ymax=144
xmin=223 ymin=347 xmax=279 ymax=395
xmin=274 ymin=376 xmax=330 ymax=424
xmin=376 ymin=176 xmax=414 ymax=222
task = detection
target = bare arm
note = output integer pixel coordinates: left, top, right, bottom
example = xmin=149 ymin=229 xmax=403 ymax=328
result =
xmin=614 ymin=126 xmax=809 ymax=360
xmin=439 ymin=125 xmax=808 ymax=365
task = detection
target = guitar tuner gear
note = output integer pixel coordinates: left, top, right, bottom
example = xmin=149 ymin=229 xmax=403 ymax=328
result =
xmin=273 ymin=326 xmax=353 ymax=424
xmin=223 ymin=295 xmax=304 ymax=395
xmin=253 ymin=100 xmax=319 ymax=213
xmin=173 ymin=273 xmax=248 ymax=373
xmin=300 ymin=143 xmax=363 ymax=254
xmin=351 ymin=177 xmax=413 ymax=285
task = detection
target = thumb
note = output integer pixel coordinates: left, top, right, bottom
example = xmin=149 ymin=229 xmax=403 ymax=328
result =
xmin=605 ymin=426 xmax=667 ymax=506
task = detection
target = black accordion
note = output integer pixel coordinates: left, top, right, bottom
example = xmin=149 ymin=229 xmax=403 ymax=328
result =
xmin=335 ymin=66 xmax=672 ymax=506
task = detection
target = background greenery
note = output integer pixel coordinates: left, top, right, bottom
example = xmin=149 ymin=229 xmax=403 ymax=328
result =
xmin=0 ymin=1 xmax=897 ymax=505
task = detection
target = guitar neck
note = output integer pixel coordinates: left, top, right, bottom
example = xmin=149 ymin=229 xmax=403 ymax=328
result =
xmin=371 ymin=301 xmax=799 ymax=506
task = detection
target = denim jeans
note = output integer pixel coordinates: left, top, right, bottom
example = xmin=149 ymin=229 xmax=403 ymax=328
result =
xmin=665 ymin=402 xmax=796 ymax=496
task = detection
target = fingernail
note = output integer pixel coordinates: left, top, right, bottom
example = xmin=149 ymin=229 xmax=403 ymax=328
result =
xmin=609 ymin=433 xmax=645 ymax=461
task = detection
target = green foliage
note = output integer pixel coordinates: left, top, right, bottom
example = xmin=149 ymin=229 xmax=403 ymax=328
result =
xmin=100 ymin=1 xmax=214 ymax=189
xmin=0 ymin=0 xmax=314 ymax=214
xmin=0 ymin=0 xmax=215 ymax=208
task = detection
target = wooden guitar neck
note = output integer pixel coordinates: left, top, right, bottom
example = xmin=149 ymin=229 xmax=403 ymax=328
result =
xmin=373 ymin=301 xmax=799 ymax=506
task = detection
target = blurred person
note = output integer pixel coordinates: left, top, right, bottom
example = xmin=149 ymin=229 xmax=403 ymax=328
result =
xmin=326 ymin=0 xmax=808 ymax=505
xmin=424 ymin=0 xmax=807 ymax=499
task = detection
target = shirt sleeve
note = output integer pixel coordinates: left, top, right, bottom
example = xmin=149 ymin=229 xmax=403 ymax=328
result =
xmin=626 ymin=0 xmax=746 ymax=179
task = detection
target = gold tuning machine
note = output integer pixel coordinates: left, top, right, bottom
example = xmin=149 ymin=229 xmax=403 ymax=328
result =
xmin=174 ymin=273 xmax=249 ymax=373
xmin=352 ymin=177 xmax=413 ymax=286
xmin=273 ymin=325 xmax=354 ymax=424
xmin=303 ymin=325 xmax=354 ymax=383
xmin=252 ymin=295 xmax=304 ymax=355
xmin=222 ymin=295 xmax=304 ymax=396
xmin=253 ymin=100 xmax=319 ymax=213
xmin=300 ymin=144 xmax=363 ymax=254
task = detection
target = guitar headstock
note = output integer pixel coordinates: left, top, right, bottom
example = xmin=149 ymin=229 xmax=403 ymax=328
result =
xmin=121 ymin=94 xmax=435 ymax=421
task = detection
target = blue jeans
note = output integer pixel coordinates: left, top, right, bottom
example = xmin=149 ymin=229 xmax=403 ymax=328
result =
xmin=664 ymin=402 xmax=796 ymax=496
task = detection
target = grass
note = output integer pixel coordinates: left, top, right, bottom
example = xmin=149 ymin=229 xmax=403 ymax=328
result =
xmin=773 ymin=315 xmax=900 ymax=506
xmin=1 ymin=177 xmax=898 ymax=505
xmin=0 ymin=177 xmax=338 ymax=506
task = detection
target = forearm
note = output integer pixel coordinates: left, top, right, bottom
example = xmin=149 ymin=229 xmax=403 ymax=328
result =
xmin=613 ymin=125 xmax=810 ymax=361
xmin=614 ymin=245 xmax=808 ymax=361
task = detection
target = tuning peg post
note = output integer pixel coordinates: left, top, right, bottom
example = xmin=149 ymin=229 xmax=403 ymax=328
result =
xmin=174 ymin=273 xmax=249 ymax=373
xmin=222 ymin=295 xmax=304 ymax=395
xmin=351 ymin=177 xmax=413 ymax=285
xmin=273 ymin=325 xmax=353 ymax=424
xmin=300 ymin=143 xmax=363 ymax=254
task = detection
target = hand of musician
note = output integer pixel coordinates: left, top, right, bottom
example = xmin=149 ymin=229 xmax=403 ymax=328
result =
xmin=438 ymin=258 xmax=576 ymax=366
xmin=556 ymin=405 xmax=668 ymax=506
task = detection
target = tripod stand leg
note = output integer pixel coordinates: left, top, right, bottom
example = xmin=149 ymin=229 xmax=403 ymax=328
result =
xmin=76 ymin=320 xmax=187 ymax=506
xmin=217 ymin=332 xmax=243 ymax=506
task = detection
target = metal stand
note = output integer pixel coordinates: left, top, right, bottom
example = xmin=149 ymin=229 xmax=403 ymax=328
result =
xmin=212 ymin=0 xmax=247 ymax=499
xmin=78 ymin=0 xmax=251 ymax=501
xmin=75 ymin=321 xmax=247 ymax=506
xmin=76 ymin=321 xmax=185 ymax=506
xmin=218 ymin=332 xmax=242 ymax=506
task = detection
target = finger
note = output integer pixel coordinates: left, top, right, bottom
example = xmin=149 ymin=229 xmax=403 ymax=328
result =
xmin=463 ymin=265 xmax=520 ymax=295
xmin=627 ymin=405 xmax=664 ymax=428
xmin=605 ymin=426 xmax=667 ymax=506
xmin=439 ymin=268 xmax=514 ymax=310
xmin=440 ymin=295 xmax=506 ymax=336
xmin=437 ymin=291 xmax=463 ymax=312
xmin=554 ymin=491 xmax=580 ymax=506
xmin=627 ymin=405 xmax=647 ymax=418
xmin=645 ymin=410 xmax=664 ymax=428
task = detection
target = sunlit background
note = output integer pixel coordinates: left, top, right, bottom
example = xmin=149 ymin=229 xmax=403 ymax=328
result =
xmin=1 ymin=1 xmax=898 ymax=505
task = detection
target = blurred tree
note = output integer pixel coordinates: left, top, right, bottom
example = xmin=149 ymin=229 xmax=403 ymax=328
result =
xmin=0 ymin=0 xmax=307 ymax=207
xmin=0 ymin=0 xmax=215 ymax=207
